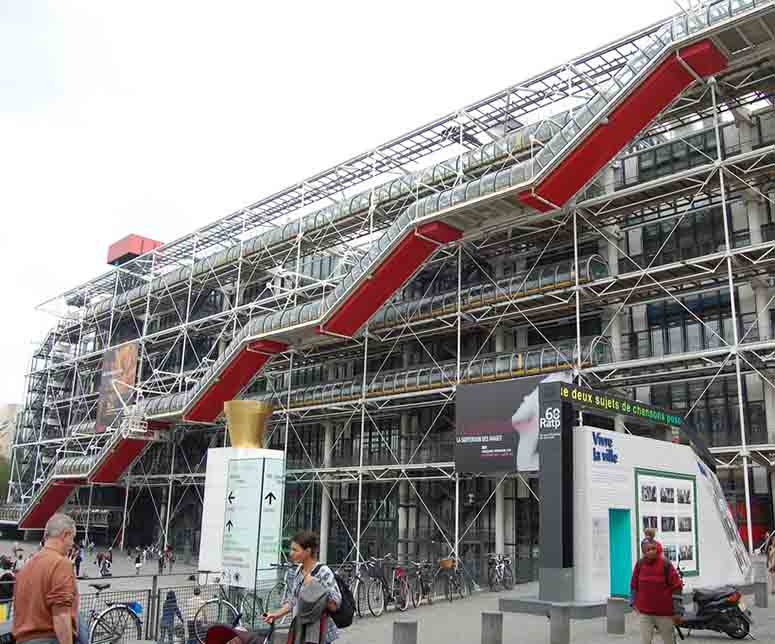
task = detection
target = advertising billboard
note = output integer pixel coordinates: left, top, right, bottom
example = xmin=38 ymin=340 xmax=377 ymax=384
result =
xmin=95 ymin=343 xmax=138 ymax=432
xmin=455 ymin=372 xmax=571 ymax=473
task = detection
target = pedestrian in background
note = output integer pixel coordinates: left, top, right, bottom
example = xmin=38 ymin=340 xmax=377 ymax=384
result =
xmin=631 ymin=541 xmax=683 ymax=644
xmin=135 ymin=552 xmax=142 ymax=576
xmin=767 ymin=540 xmax=775 ymax=595
xmin=641 ymin=527 xmax=663 ymax=556
xmin=158 ymin=552 xmax=165 ymax=576
xmin=158 ymin=590 xmax=184 ymax=644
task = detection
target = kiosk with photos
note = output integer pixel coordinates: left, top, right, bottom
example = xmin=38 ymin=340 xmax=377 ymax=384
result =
xmin=499 ymin=381 xmax=750 ymax=616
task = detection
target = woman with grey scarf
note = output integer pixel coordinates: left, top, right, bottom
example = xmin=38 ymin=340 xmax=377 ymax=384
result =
xmin=264 ymin=530 xmax=341 ymax=644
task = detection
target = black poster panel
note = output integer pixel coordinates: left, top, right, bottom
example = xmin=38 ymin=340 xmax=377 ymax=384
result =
xmin=455 ymin=373 xmax=571 ymax=474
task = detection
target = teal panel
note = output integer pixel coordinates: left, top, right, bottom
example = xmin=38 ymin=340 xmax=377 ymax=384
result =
xmin=609 ymin=509 xmax=633 ymax=598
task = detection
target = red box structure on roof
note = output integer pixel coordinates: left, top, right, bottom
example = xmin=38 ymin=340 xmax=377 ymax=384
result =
xmin=107 ymin=234 xmax=163 ymax=265
xmin=519 ymin=39 xmax=727 ymax=212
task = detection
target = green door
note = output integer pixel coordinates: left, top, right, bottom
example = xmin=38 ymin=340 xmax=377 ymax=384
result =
xmin=609 ymin=509 xmax=633 ymax=598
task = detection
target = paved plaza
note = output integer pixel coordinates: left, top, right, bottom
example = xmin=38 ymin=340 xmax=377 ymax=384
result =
xmin=4 ymin=539 xmax=774 ymax=643
xmin=338 ymin=583 xmax=775 ymax=644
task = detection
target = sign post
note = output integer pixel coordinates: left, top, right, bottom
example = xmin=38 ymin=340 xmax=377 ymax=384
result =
xmin=199 ymin=448 xmax=285 ymax=588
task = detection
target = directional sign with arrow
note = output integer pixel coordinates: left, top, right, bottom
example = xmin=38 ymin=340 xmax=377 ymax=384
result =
xmin=228 ymin=491 xmax=235 ymax=504
xmin=264 ymin=491 xmax=276 ymax=505
xmin=225 ymin=519 xmax=234 ymax=532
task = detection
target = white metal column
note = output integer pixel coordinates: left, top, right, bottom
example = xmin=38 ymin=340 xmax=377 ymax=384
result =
xmin=711 ymin=77 xmax=755 ymax=553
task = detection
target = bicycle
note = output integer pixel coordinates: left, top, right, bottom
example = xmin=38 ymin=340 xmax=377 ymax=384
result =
xmin=193 ymin=571 xmax=264 ymax=643
xmin=486 ymin=553 xmax=514 ymax=591
xmin=366 ymin=555 xmax=410 ymax=617
xmin=264 ymin=562 xmax=292 ymax=613
xmin=408 ymin=561 xmax=434 ymax=608
xmin=337 ymin=560 xmax=369 ymax=618
xmin=84 ymin=582 xmax=143 ymax=644
xmin=438 ymin=559 xmax=466 ymax=602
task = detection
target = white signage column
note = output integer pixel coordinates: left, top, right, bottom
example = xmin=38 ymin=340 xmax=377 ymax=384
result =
xmin=199 ymin=447 xmax=285 ymax=588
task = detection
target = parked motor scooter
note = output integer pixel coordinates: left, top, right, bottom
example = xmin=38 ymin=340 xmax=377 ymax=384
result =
xmin=675 ymin=584 xmax=753 ymax=640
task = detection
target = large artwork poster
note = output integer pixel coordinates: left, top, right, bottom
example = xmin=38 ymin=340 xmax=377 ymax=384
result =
xmin=455 ymin=372 xmax=571 ymax=473
xmin=95 ymin=343 xmax=139 ymax=432
xmin=636 ymin=469 xmax=700 ymax=576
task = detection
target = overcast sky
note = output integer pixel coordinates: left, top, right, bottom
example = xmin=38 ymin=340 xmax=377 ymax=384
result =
xmin=0 ymin=0 xmax=683 ymax=404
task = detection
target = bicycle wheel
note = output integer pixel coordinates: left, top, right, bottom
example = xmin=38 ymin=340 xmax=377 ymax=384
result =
xmin=90 ymin=605 xmax=142 ymax=644
xmin=194 ymin=598 xmax=239 ymax=644
xmin=456 ymin=572 xmax=466 ymax=600
xmin=352 ymin=578 xmax=367 ymax=617
xmin=397 ymin=577 xmax=410 ymax=612
xmin=503 ymin=566 xmax=514 ymax=590
xmin=367 ymin=579 xmax=385 ymax=617
xmin=424 ymin=577 xmax=434 ymax=605
xmin=240 ymin=591 xmax=264 ymax=630
xmin=444 ymin=574 xmax=454 ymax=602
xmin=488 ymin=567 xmax=498 ymax=592
xmin=410 ymin=575 xmax=421 ymax=608
xmin=265 ymin=581 xmax=286 ymax=612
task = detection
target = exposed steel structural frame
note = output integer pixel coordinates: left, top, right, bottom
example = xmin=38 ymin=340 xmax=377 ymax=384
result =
xmin=5 ymin=2 xmax=775 ymax=566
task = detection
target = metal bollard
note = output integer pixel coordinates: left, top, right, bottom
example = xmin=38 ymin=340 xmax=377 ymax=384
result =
xmin=754 ymin=581 xmax=768 ymax=608
xmin=393 ymin=620 xmax=418 ymax=644
xmin=482 ymin=611 xmax=503 ymax=644
xmin=606 ymin=597 xmax=626 ymax=634
xmin=549 ymin=604 xmax=571 ymax=644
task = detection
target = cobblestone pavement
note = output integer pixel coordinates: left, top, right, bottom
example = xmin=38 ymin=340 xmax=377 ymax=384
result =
xmin=339 ymin=583 xmax=775 ymax=644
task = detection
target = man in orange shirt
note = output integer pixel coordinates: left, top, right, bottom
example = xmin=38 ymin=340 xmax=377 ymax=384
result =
xmin=13 ymin=513 xmax=85 ymax=644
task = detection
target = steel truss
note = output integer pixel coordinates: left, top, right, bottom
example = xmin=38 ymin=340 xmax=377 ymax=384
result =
xmin=8 ymin=1 xmax=775 ymax=566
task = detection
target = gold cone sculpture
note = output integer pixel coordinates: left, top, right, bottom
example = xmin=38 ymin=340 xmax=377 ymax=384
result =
xmin=224 ymin=400 xmax=273 ymax=448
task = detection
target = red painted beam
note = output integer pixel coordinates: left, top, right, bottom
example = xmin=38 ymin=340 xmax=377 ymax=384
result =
xmin=91 ymin=437 xmax=149 ymax=483
xmin=184 ymin=339 xmax=287 ymax=423
xmin=322 ymin=222 xmax=462 ymax=337
xmin=519 ymin=39 xmax=727 ymax=212
xmin=19 ymin=480 xmax=83 ymax=529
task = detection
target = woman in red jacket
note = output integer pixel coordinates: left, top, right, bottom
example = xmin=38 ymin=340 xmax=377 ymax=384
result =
xmin=630 ymin=541 xmax=683 ymax=644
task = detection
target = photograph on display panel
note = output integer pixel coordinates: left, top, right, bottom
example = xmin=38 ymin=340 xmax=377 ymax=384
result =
xmin=635 ymin=468 xmax=700 ymax=575
xmin=455 ymin=372 xmax=571 ymax=474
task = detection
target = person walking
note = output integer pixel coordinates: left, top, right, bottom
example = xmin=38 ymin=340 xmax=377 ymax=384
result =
xmin=158 ymin=552 xmax=165 ymax=576
xmin=135 ymin=552 xmax=142 ymax=576
xmin=167 ymin=550 xmax=175 ymax=574
xmin=263 ymin=530 xmax=341 ymax=643
xmin=631 ymin=541 xmax=683 ymax=644
xmin=767 ymin=540 xmax=775 ymax=595
xmin=158 ymin=590 xmax=184 ymax=644
xmin=12 ymin=513 xmax=89 ymax=644
xmin=73 ymin=544 xmax=83 ymax=578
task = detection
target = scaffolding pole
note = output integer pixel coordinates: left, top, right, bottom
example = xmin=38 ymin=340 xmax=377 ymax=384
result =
xmin=711 ymin=77 xmax=755 ymax=554
xmin=163 ymin=435 xmax=176 ymax=550
xmin=84 ymin=484 xmax=93 ymax=544
xmin=120 ymin=476 xmax=130 ymax=551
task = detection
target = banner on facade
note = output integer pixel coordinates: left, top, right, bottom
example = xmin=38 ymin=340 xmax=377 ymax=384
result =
xmin=455 ymin=372 xmax=571 ymax=473
xmin=95 ymin=343 xmax=138 ymax=432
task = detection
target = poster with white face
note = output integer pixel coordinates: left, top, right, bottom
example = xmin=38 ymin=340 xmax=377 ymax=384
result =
xmin=636 ymin=469 xmax=699 ymax=575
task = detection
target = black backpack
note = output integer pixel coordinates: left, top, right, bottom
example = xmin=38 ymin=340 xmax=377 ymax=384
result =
xmin=306 ymin=564 xmax=355 ymax=629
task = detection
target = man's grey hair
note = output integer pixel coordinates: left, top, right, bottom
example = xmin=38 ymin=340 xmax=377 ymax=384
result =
xmin=44 ymin=513 xmax=75 ymax=539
